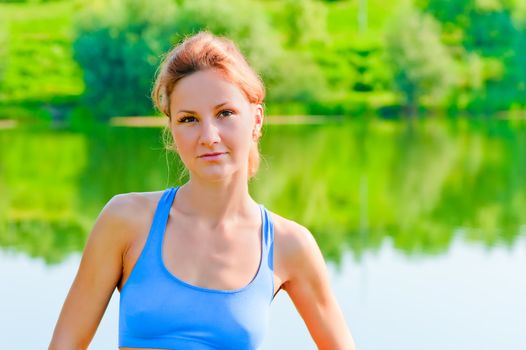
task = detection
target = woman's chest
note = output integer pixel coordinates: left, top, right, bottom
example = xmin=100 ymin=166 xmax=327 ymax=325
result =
xmin=162 ymin=220 xmax=262 ymax=291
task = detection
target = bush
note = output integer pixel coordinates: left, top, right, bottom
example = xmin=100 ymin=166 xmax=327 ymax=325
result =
xmin=0 ymin=23 xmax=7 ymax=94
xmin=384 ymin=7 xmax=456 ymax=115
xmin=73 ymin=0 xmax=176 ymax=121
xmin=277 ymin=0 xmax=328 ymax=48
xmin=171 ymin=0 xmax=328 ymax=108
xmin=72 ymin=0 xmax=327 ymax=119
xmin=513 ymin=30 xmax=526 ymax=106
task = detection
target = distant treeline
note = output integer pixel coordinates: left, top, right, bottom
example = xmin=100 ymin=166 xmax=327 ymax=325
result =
xmin=0 ymin=0 xmax=525 ymax=122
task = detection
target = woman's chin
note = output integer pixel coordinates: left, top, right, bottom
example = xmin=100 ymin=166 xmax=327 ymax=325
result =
xmin=191 ymin=166 xmax=244 ymax=183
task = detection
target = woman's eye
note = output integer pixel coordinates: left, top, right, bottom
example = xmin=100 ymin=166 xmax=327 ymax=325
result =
xmin=218 ymin=110 xmax=234 ymax=118
xmin=178 ymin=116 xmax=197 ymax=123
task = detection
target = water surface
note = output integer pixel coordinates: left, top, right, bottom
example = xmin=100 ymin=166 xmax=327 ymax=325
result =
xmin=0 ymin=118 xmax=525 ymax=349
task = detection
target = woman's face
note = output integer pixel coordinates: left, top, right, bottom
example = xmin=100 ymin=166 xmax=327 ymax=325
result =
xmin=169 ymin=69 xmax=263 ymax=182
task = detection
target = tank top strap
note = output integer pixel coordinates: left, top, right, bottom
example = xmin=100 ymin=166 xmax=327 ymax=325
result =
xmin=142 ymin=187 xmax=178 ymax=263
xmin=259 ymin=205 xmax=274 ymax=272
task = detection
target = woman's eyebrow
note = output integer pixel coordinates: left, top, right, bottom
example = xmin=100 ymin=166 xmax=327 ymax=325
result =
xmin=176 ymin=102 xmax=229 ymax=115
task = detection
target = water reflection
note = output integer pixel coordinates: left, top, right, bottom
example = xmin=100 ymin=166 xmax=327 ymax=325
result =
xmin=0 ymin=118 xmax=524 ymax=264
xmin=254 ymin=118 xmax=526 ymax=262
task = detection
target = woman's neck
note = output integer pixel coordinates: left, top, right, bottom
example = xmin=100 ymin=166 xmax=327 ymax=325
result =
xmin=173 ymin=177 xmax=257 ymax=228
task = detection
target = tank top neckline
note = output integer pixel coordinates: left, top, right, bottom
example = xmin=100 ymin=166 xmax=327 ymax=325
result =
xmin=157 ymin=186 xmax=268 ymax=295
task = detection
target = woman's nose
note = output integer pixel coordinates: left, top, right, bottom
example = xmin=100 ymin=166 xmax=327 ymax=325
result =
xmin=199 ymin=120 xmax=221 ymax=146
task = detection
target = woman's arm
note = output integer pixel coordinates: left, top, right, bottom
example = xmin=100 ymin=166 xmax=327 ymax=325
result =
xmin=282 ymin=224 xmax=356 ymax=350
xmin=49 ymin=195 xmax=135 ymax=349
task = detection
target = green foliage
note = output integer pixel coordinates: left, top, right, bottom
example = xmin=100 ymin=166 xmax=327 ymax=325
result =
xmin=0 ymin=23 xmax=7 ymax=93
xmin=2 ymin=119 xmax=525 ymax=262
xmin=2 ymin=0 xmax=526 ymax=119
xmin=0 ymin=1 xmax=82 ymax=105
xmin=172 ymin=0 xmax=279 ymax=79
xmin=418 ymin=0 xmax=519 ymax=56
xmin=514 ymin=0 xmax=526 ymax=26
xmin=1 ymin=219 xmax=87 ymax=264
xmin=73 ymin=0 xmax=177 ymax=120
xmin=464 ymin=6 xmax=517 ymax=57
xmin=276 ymin=0 xmax=328 ymax=47
xmin=418 ymin=0 xmax=524 ymax=113
xmin=384 ymin=8 xmax=456 ymax=114
xmin=462 ymin=5 xmax=522 ymax=112
xmin=253 ymin=118 xmax=526 ymax=259
xmin=512 ymin=30 xmax=526 ymax=105
xmin=0 ymin=0 xmax=62 ymax=2
xmin=171 ymin=0 xmax=328 ymax=106
xmin=416 ymin=0 xmax=473 ymax=27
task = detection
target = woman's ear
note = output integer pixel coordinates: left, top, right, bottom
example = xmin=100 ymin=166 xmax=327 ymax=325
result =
xmin=253 ymin=104 xmax=264 ymax=140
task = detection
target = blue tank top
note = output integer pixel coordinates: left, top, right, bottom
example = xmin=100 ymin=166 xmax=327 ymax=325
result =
xmin=119 ymin=187 xmax=275 ymax=349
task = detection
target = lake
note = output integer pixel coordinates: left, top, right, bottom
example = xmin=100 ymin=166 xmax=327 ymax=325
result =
xmin=0 ymin=117 xmax=525 ymax=349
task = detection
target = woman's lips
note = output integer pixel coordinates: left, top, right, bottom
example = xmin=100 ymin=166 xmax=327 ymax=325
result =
xmin=199 ymin=152 xmax=226 ymax=160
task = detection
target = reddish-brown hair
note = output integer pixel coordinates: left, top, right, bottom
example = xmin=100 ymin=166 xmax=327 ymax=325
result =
xmin=152 ymin=32 xmax=265 ymax=178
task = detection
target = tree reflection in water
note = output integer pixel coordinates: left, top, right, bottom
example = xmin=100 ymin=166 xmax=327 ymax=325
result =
xmin=0 ymin=118 xmax=524 ymax=265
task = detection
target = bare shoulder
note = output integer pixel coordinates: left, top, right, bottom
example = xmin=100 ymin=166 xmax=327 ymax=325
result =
xmin=94 ymin=190 xmax=164 ymax=248
xmin=103 ymin=190 xmax=161 ymax=221
xmin=269 ymin=212 xmax=316 ymax=255
xmin=268 ymin=212 xmax=321 ymax=286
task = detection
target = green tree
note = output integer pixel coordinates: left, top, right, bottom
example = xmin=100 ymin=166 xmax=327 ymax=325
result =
xmin=464 ymin=5 xmax=517 ymax=57
xmin=515 ymin=0 xmax=526 ymax=25
xmin=171 ymin=0 xmax=327 ymax=107
xmin=278 ymin=0 xmax=328 ymax=47
xmin=72 ymin=0 xmax=176 ymax=121
xmin=415 ymin=0 xmax=473 ymax=28
xmin=384 ymin=8 xmax=456 ymax=115
xmin=514 ymin=30 xmax=526 ymax=107
xmin=463 ymin=4 xmax=520 ymax=112
xmin=0 ymin=23 xmax=7 ymax=93
xmin=417 ymin=0 xmax=522 ymax=113
xmin=171 ymin=0 xmax=279 ymax=76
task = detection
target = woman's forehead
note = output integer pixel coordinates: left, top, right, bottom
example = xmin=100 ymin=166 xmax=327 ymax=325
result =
xmin=170 ymin=69 xmax=249 ymax=112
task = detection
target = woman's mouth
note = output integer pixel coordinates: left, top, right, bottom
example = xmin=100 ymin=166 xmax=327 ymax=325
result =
xmin=199 ymin=152 xmax=226 ymax=160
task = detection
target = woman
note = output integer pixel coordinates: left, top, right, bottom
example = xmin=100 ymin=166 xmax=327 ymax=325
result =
xmin=49 ymin=32 xmax=356 ymax=350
